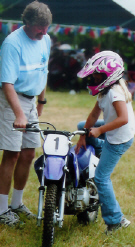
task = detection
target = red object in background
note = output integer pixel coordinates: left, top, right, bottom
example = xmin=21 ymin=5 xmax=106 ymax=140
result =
xmin=11 ymin=24 xmax=18 ymax=32
xmin=128 ymin=71 xmax=135 ymax=82
xmin=93 ymin=44 xmax=101 ymax=54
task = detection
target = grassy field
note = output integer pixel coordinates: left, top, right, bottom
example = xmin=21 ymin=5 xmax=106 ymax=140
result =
xmin=0 ymin=90 xmax=135 ymax=247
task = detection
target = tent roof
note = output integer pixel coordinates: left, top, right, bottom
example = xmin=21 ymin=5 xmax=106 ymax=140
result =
xmin=1 ymin=0 xmax=135 ymax=30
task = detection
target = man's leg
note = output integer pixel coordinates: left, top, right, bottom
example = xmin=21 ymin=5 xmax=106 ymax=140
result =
xmin=0 ymin=150 xmax=19 ymax=196
xmin=10 ymin=148 xmax=36 ymax=218
xmin=0 ymin=151 xmax=20 ymax=225
xmin=13 ymin=148 xmax=35 ymax=190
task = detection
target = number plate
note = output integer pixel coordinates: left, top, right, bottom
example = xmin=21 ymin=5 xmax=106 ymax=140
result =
xmin=43 ymin=134 xmax=69 ymax=156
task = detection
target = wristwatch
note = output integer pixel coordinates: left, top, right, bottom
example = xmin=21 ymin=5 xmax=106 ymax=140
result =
xmin=38 ymin=98 xmax=47 ymax=104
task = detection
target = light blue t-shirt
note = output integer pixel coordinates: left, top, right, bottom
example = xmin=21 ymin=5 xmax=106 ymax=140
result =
xmin=0 ymin=26 xmax=51 ymax=96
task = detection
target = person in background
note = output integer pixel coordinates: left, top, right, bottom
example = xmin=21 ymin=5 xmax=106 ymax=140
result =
xmin=0 ymin=0 xmax=52 ymax=226
xmin=75 ymin=50 xmax=135 ymax=234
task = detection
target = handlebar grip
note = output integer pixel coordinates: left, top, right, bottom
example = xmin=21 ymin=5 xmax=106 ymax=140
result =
xmin=13 ymin=123 xmax=34 ymax=129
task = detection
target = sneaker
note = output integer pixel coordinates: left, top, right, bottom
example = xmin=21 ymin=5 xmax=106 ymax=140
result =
xmin=105 ymin=216 xmax=131 ymax=235
xmin=11 ymin=204 xmax=36 ymax=219
xmin=105 ymin=223 xmax=121 ymax=234
xmin=0 ymin=209 xmax=20 ymax=226
xmin=121 ymin=216 xmax=131 ymax=228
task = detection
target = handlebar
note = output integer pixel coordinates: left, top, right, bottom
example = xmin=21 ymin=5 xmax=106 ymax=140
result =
xmin=12 ymin=122 xmax=89 ymax=140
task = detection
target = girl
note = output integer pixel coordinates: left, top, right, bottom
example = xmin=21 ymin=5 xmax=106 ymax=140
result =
xmin=75 ymin=50 xmax=135 ymax=233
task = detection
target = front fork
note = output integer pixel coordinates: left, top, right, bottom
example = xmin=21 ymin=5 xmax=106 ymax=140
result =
xmin=56 ymin=173 xmax=66 ymax=227
xmin=37 ymin=158 xmax=45 ymax=226
xmin=37 ymin=157 xmax=68 ymax=228
xmin=56 ymin=156 xmax=68 ymax=228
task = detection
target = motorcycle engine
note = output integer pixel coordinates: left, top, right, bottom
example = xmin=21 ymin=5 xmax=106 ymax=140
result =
xmin=74 ymin=187 xmax=90 ymax=211
xmin=65 ymin=187 xmax=90 ymax=211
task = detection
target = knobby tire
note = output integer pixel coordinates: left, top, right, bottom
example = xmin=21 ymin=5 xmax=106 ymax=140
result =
xmin=42 ymin=184 xmax=57 ymax=247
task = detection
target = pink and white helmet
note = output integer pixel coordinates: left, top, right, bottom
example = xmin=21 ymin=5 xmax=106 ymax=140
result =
xmin=77 ymin=50 xmax=124 ymax=95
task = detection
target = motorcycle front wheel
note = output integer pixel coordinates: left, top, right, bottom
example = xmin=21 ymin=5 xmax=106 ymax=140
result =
xmin=42 ymin=183 xmax=57 ymax=247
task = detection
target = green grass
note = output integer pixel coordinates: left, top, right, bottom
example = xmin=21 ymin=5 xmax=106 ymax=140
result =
xmin=0 ymin=90 xmax=135 ymax=247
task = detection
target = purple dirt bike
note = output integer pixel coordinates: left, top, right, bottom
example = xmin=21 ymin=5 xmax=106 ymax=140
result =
xmin=14 ymin=122 xmax=99 ymax=247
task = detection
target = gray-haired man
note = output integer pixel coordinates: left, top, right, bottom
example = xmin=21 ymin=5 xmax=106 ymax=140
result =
xmin=0 ymin=1 xmax=52 ymax=225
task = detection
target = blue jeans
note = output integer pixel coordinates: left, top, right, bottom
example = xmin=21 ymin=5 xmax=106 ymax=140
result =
xmin=94 ymin=138 xmax=134 ymax=225
xmin=77 ymin=120 xmax=105 ymax=157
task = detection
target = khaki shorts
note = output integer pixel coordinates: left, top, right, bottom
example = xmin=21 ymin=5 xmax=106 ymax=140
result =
xmin=0 ymin=89 xmax=41 ymax=151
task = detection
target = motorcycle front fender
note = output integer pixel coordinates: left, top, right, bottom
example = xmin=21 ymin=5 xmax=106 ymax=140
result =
xmin=44 ymin=156 xmax=65 ymax=180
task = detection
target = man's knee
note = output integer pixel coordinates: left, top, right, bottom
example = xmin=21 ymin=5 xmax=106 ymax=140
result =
xmin=27 ymin=149 xmax=35 ymax=162
xmin=1 ymin=151 xmax=20 ymax=167
xmin=20 ymin=148 xmax=35 ymax=163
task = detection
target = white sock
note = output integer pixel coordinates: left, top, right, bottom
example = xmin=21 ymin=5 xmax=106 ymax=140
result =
xmin=10 ymin=189 xmax=23 ymax=209
xmin=0 ymin=194 xmax=8 ymax=215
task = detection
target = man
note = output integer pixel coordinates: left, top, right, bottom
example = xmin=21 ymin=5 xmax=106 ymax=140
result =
xmin=0 ymin=1 xmax=52 ymax=225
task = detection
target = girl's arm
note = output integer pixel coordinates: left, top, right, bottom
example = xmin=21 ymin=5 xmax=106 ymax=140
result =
xmin=84 ymin=101 xmax=102 ymax=129
xmin=89 ymin=100 xmax=128 ymax=138
xmin=75 ymin=102 xmax=101 ymax=154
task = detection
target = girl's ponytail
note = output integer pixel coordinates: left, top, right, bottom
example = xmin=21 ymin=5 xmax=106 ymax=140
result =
xmin=119 ymin=78 xmax=132 ymax=102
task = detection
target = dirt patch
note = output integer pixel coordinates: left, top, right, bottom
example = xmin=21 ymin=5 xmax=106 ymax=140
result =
xmin=39 ymin=106 xmax=89 ymax=132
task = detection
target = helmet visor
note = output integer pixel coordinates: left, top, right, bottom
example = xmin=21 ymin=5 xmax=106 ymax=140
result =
xmin=87 ymin=73 xmax=107 ymax=87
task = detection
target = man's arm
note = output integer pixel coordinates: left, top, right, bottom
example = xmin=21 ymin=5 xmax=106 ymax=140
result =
xmin=2 ymin=83 xmax=28 ymax=128
xmin=37 ymin=88 xmax=46 ymax=117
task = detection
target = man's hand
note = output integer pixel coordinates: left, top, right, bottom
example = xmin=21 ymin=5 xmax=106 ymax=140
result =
xmin=2 ymin=83 xmax=28 ymax=128
xmin=13 ymin=114 xmax=28 ymax=128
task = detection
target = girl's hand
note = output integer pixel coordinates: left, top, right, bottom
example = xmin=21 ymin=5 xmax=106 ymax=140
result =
xmin=89 ymin=127 xmax=101 ymax=138
xmin=75 ymin=135 xmax=87 ymax=154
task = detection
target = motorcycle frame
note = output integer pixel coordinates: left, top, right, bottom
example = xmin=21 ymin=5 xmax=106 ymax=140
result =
xmin=12 ymin=124 xmax=97 ymax=228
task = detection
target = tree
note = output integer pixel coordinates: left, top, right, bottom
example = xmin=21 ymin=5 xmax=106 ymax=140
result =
xmin=98 ymin=32 xmax=135 ymax=62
